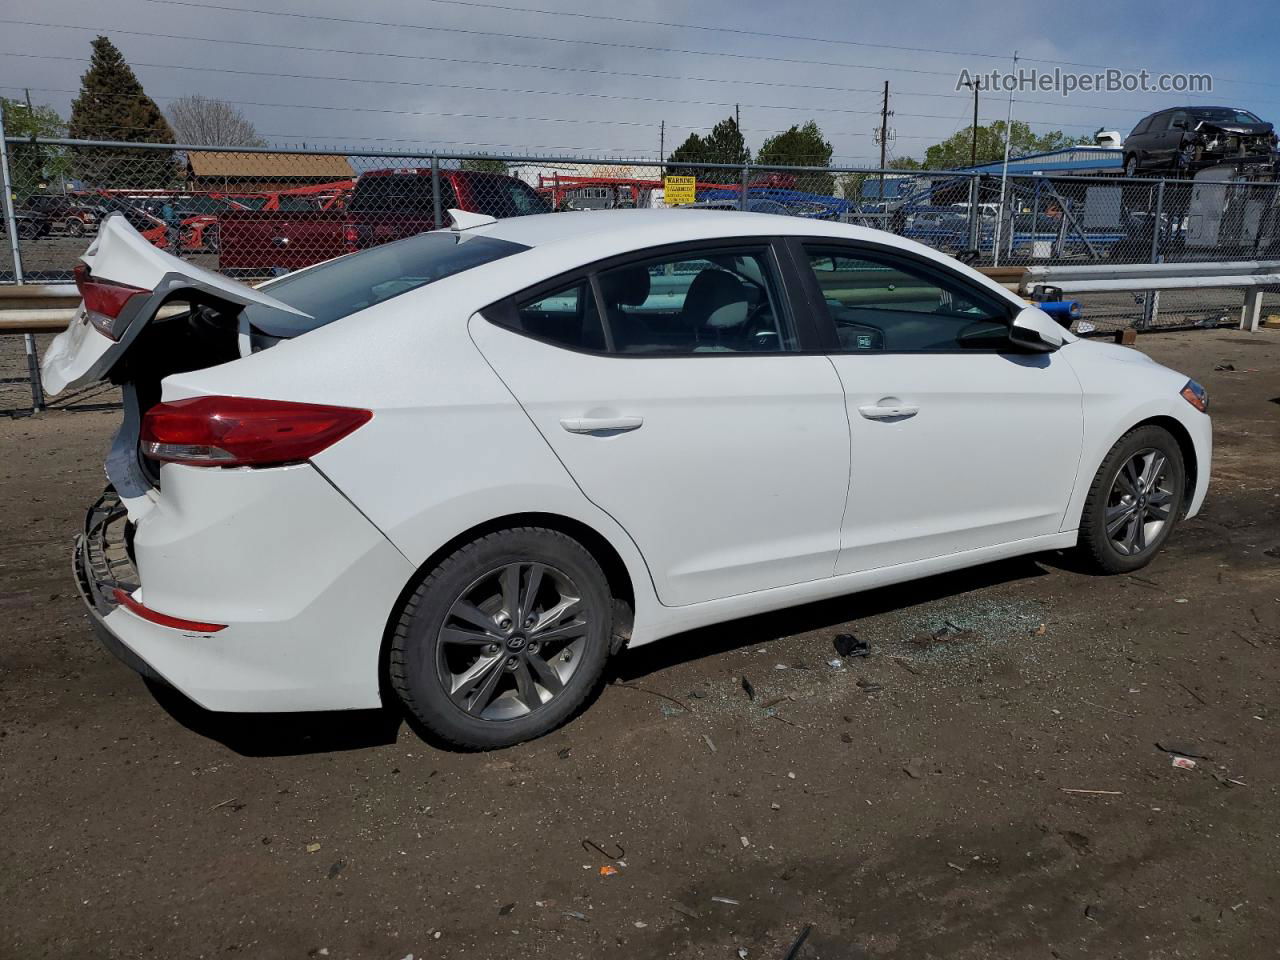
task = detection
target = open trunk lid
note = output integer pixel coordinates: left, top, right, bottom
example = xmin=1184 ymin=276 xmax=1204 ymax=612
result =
xmin=41 ymin=213 xmax=310 ymax=396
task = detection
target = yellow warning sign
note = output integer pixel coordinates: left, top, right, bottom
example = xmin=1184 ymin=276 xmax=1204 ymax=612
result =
xmin=663 ymin=175 xmax=696 ymax=206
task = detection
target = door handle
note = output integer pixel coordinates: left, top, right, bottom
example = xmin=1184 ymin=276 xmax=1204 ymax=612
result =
xmin=559 ymin=416 xmax=644 ymax=434
xmin=858 ymin=402 xmax=918 ymax=420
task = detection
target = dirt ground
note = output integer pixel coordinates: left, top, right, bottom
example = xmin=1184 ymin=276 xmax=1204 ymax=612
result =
xmin=1 ymin=329 xmax=1278 ymax=960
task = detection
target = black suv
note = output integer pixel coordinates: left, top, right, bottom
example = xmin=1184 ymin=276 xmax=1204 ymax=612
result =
xmin=1123 ymin=107 xmax=1276 ymax=177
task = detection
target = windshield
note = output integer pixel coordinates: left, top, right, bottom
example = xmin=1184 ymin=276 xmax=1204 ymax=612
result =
xmin=1192 ymin=108 xmax=1263 ymax=125
xmin=242 ymin=231 xmax=528 ymax=339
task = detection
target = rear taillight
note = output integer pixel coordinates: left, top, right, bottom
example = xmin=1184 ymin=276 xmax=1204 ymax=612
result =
xmin=74 ymin=262 xmax=148 ymax=340
xmin=343 ymin=224 xmax=360 ymax=251
xmin=141 ymin=396 xmax=372 ymax=467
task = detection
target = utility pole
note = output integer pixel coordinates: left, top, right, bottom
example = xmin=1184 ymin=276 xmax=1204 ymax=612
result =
xmin=993 ymin=50 xmax=1017 ymax=268
xmin=961 ymin=78 xmax=981 ymax=168
xmin=876 ymin=81 xmax=891 ymax=203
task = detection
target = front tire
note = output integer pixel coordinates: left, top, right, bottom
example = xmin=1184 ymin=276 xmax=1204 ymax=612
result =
xmin=389 ymin=527 xmax=613 ymax=749
xmin=1077 ymin=425 xmax=1185 ymax=574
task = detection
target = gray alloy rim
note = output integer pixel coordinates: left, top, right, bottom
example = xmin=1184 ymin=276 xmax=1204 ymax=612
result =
xmin=1106 ymin=447 xmax=1175 ymax=556
xmin=435 ymin=561 xmax=587 ymax=722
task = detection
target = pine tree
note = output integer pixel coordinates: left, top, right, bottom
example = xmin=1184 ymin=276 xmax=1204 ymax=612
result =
xmin=665 ymin=115 xmax=750 ymax=184
xmin=68 ymin=36 xmax=175 ymax=187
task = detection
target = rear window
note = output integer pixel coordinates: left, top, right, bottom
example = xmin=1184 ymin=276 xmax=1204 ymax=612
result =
xmin=469 ymin=177 xmax=551 ymax=218
xmin=242 ymin=231 xmax=528 ymax=339
xmin=1191 ymin=108 xmax=1263 ymax=125
xmin=349 ymin=174 xmax=455 ymax=213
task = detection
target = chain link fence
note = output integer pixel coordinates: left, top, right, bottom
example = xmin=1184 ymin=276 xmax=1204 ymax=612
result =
xmin=5 ymin=136 xmax=1280 ymax=412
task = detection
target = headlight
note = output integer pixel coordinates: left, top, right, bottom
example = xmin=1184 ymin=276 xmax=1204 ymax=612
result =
xmin=1180 ymin=379 xmax=1209 ymax=413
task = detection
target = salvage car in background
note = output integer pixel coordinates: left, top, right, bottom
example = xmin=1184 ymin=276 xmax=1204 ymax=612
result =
xmin=1123 ymin=106 xmax=1277 ymax=177
xmin=44 ymin=210 xmax=1211 ymax=749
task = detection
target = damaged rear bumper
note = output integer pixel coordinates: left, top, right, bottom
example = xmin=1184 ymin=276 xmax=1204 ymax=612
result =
xmin=73 ymin=488 xmax=168 ymax=684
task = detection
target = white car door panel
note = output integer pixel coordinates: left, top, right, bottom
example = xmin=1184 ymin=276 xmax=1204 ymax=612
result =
xmin=470 ymin=317 xmax=850 ymax=607
xmin=828 ymin=352 xmax=1083 ymax=573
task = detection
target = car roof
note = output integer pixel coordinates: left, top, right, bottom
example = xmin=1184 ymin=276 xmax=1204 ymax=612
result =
xmin=474 ymin=208 xmax=885 ymax=249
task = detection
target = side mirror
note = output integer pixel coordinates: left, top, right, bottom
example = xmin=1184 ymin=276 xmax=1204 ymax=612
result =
xmin=1009 ymin=306 xmax=1064 ymax=353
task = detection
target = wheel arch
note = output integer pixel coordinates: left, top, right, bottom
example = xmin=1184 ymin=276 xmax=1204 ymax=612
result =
xmin=1131 ymin=414 xmax=1198 ymax=515
xmin=376 ymin=512 xmax=638 ymax=705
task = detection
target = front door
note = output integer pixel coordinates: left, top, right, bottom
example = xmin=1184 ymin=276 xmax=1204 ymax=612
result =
xmin=470 ymin=240 xmax=851 ymax=607
xmin=790 ymin=241 xmax=1084 ymax=575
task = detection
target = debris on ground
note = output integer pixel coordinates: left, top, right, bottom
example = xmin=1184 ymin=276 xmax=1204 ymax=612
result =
xmin=1156 ymin=741 xmax=1212 ymax=759
xmin=326 ymin=860 xmax=345 ymax=879
xmin=903 ymin=758 xmax=927 ymax=780
xmin=1171 ymin=756 xmax=1198 ymax=770
xmin=557 ymin=747 xmax=571 ymax=759
xmin=834 ymin=633 xmax=870 ymax=658
xmin=599 ymin=864 xmax=618 ymax=877
xmin=498 ymin=903 xmax=514 ymax=916
xmin=856 ymin=678 xmax=884 ymax=692
xmin=1033 ymin=623 xmax=1048 ymax=637
xmin=305 ymin=842 xmax=321 ymax=853
xmin=827 ymin=658 xmax=844 ymax=669
xmin=741 ymin=675 xmax=756 ymax=702
xmin=670 ymin=902 xmax=701 ymax=920
xmin=891 ymin=657 xmax=921 ymax=675
xmin=562 ymin=911 xmax=590 ymax=923
xmin=633 ymin=921 xmax=647 ymax=929
xmin=739 ymin=835 xmax=750 ymax=848
xmin=702 ymin=734 xmax=716 ymax=753
xmin=1215 ymin=362 xmax=1236 ymax=371
xmin=737 ymin=948 xmax=748 ymax=959
xmin=712 ymin=896 xmax=740 ymax=905
xmin=780 ymin=925 xmax=813 ymax=960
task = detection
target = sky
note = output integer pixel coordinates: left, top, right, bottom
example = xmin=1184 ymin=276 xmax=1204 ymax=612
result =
xmin=2 ymin=0 xmax=1278 ymax=166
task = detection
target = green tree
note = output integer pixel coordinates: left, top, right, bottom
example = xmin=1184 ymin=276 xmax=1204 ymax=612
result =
xmin=665 ymin=115 xmax=750 ymax=183
xmin=459 ymin=156 xmax=510 ymax=175
xmin=1 ymin=97 xmax=67 ymax=196
xmin=910 ymin=120 xmax=1074 ymax=170
xmin=756 ymin=121 xmax=833 ymax=194
xmin=68 ymin=36 xmax=176 ymax=187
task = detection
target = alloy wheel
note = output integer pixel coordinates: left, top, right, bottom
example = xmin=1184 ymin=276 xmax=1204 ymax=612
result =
xmin=1105 ymin=448 xmax=1175 ymax=556
xmin=435 ymin=561 xmax=587 ymax=721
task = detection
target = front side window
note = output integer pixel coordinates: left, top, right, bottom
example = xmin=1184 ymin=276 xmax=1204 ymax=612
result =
xmin=803 ymin=246 xmax=1010 ymax=352
xmin=595 ymin=247 xmax=796 ymax=354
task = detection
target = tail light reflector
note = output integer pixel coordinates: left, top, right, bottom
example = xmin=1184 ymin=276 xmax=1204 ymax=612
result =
xmin=113 ymin=588 xmax=226 ymax=633
xmin=343 ymin=224 xmax=360 ymax=252
xmin=74 ymin=263 xmax=148 ymax=340
xmin=141 ymin=396 xmax=372 ymax=467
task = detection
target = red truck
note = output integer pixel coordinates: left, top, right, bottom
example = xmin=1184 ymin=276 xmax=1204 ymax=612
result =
xmin=216 ymin=168 xmax=550 ymax=273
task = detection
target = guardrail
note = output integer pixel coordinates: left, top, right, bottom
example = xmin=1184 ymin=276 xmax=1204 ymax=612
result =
xmin=1021 ymin=260 xmax=1280 ymax=331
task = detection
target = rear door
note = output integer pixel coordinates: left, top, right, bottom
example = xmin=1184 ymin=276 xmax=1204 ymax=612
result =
xmin=787 ymin=239 xmax=1084 ymax=574
xmin=470 ymin=239 xmax=851 ymax=607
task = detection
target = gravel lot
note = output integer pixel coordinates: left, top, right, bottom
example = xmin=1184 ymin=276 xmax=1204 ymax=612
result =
xmin=1 ymin=329 xmax=1278 ymax=959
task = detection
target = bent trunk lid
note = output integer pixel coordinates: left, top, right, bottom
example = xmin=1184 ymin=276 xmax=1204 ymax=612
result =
xmin=41 ymin=213 xmax=310 ymax=396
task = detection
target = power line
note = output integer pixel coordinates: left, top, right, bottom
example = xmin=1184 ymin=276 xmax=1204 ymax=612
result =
xmin=8 ymin=82 xmax=1106 ymax=137
xmin=0 ymin=52 xmax=882 ymax=118
xmin=1 ymin=16 xmax=962 ymax=79
xmin=133 ymin=0 xmax=1280 ymax=90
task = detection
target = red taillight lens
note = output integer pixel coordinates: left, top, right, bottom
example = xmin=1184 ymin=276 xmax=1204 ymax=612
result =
xmin=342 ymin=224 xmax=360 ymax=251
xmin=141 ymin=396 xmax=372 ymax=467
xmin=74 ymin=262 xmax=148 ymax=340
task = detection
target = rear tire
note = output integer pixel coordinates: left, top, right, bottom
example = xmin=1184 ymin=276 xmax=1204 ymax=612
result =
xmin=389 ymin=527 xmax=613 ymax=749
xmin=1077 ymin=425 xmax=1185 ymax=574
xmin=1124 ymin=154 xmax=1139 ymax=178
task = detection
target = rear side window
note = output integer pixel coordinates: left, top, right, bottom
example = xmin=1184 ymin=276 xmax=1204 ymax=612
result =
xmin=243 ymin=231 xmax=527 ymax=339
xmin=349 ymin=174 xmax=457 ymax=213
xmin=505 ymin=281 xmax=606 ymax=351
xmin=1130 ymin=115 xmax=1154 ymax=136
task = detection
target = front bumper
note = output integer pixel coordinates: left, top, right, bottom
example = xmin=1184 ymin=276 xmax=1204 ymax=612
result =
xmin=71 ymin=464 xmax=416 ymax=713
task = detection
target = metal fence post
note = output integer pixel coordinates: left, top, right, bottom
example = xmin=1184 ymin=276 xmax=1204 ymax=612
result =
xmin=1141 ymin=180 xmax=1166 ymax=330
xmin=431 ymin=154 xmax=442 ymax=229
xmin=966 ymin=176 xmax=980 ymax=253
xmin=0 ymin=121 xmax=45 ymax=412
xmin=739 ymin=163 xmax=750 ymax=211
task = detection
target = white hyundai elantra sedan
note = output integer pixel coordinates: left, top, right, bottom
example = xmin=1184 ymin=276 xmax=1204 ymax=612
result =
xmin=45 ymin=210 xmax=1211 ymax=748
